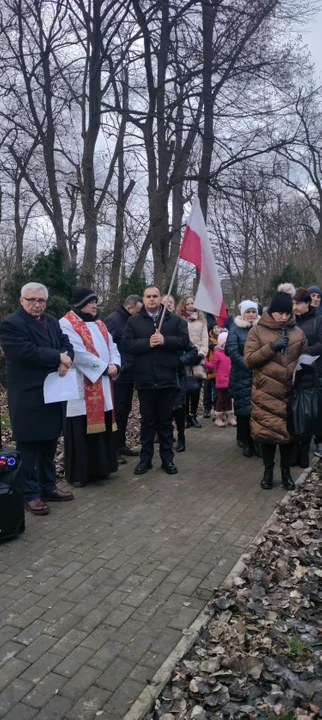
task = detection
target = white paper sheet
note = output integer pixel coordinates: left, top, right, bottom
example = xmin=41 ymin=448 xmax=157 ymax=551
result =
xmin=43 ymin=369 xmax=80 ymax=404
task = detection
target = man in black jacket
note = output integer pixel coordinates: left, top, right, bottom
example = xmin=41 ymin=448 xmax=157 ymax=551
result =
xmin=123 ymin=286 xmax=189 ymax=475
xmin=0 ymin=283 xmax=75 ymax=516
xmin=105 ymin=295 xmax=142 ymax=462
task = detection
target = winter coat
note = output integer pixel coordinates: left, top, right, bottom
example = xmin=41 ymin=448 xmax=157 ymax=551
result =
xmin=105 ymin=305 xmax=134 ymax=384
xmin=205 ymin=331 xmax=218 ymax=380
xmin=185 ymin=318 xmax=208 ymax=380
xmin=295 ymin=307 xmax=322 ymax=377
xmin=205 ymin=347 xmax=231 ymax=389
xmin=226 ymin=316 xmax=258 ymax=417
xmin=244 ymin=311 xmax=308 ymax=444
xmin=174 ymin=341 xmax=199 ymax=408
xmin=122 ymin=305 xmax=189 ymax=390
xmin=0 ymin=306 xmax=74 ymax=442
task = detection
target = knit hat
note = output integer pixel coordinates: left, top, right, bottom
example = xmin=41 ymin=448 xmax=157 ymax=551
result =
xmin=72 ymin=287 xmax=97 ymax=309
xmin=218 ymin=331 xmax=228 ymax=348
xmin=307 ymin=285 xmax=322 ymax=298
xmin=293 ymin=287 xmax=311 ymax=304
xmin=238 ymin=300 xmax=258 ymax=317
xmin=268 ymin=283 xmax=294 ymax=316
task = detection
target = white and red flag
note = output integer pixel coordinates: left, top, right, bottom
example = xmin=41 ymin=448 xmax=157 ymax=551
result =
xmin=179 ymin=197 xmax=227 ymax=326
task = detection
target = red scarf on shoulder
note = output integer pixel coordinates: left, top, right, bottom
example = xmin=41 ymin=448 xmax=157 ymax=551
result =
xmin=65 ymin=311 xmax=117 ymax=435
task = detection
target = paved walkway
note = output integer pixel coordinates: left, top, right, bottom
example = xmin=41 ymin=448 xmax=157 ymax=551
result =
xmin=0 ymin=422 xmax=304 ymax=720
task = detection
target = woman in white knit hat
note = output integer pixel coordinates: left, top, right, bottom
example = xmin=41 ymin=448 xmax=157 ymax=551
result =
xmin=226 ymin=300 xmax=260 ymax=457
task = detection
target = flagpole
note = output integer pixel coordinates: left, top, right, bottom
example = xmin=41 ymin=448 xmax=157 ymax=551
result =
xmin=158 ymin=254 xmax=180 ymax=332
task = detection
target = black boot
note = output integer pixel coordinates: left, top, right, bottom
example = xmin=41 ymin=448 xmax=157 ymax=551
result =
xmin=185 ymin=416 xmax=192 ymax=429
xmin=261 ymin=467 xmax=274 ymax=489
xmin=191 ymin=416 xmax=201 ymax=428
xmin=176 ymin=436 xmax=185 ymax=452
xmin=243 ymin=443 xmax=253 ymax=458
xmin=281 ymin=467 xmax=295 ymax=490
xmin=299 ymin=443 xmax=310 ymax=469
xmin=253 ymin=442 xmax=262 ymax=458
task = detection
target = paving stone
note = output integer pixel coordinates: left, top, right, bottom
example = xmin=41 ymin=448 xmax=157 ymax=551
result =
xmin=167 ymin=605 xmax=200 ymax=630
xmin=54 ymin=646 xmax=94 ymax=677
xmin=80 ymin=627 xmax=116 ymax=651
xmin=51 ymin=629 xmax=88 ymax=656
xmin=0 ymin=679 xmax=32 ymax=717
xmin=103 ymin=678 xmax=145 ymax=716
xmin=55 ymin=561 xmax=84 ymax=578
xmin=14 ymin=621 xmax=50 ymax=647
xmin=75 ymin=607 xmax=110 ymax=633
xmin=0 ymin=658 xmax=30 ymax=692
xmin=60 ymin=664 xmax=102 ymax=702
xmin=41 ymin=601 xmax=75 ymax=623
xmin=129 ymin=664 xmax=154 ymax=684
xmin=20 ymin=652 xmax=62 ymax=684
xmin=0 ymin=627 xmax=20 ymax=649
xmin=31 ymin=695 xmax=72 ymax=720
xmin=96 ymin=657 xmax=135 ymax=692
xmin=23 ymin=672 xmax=67 ymax=708
xmin=0 ymin=702 xmax=38 ymax=720
xmin=43 ymin=613 xmax=79 ymax=639
xmin=17 ymin=635 xmax=57 ymax=663
xmin=65 ymin=685 xmax=111 ymax=720
xmin=87 ymin=640 xmax=124 ymax=672
xmin=0 ymin=641 xmax=25 ymax=668
xmin=105 ymin=604 xmax=134 ymax=628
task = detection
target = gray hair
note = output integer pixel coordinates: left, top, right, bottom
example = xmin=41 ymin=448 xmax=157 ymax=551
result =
xmin=124 ymin=294 xmax=142 ymax=308
xmin=21 ymin=282 xmax=49 ymax=300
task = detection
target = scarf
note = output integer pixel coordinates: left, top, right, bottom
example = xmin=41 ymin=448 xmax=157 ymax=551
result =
xmin=184 ymin=311 xmax=199 ymax=322
xmin=65 ymin=310 xmax=117 ymax=434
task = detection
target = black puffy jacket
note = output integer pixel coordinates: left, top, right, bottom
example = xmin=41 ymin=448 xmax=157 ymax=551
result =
xmin=105 ymin=305 xmax=134 ymax=384
xmin=122 ymin=305 xmax=189 ymax=389
xmin=295 ymin=307 xmax=322 ymax=377
xmin=226 ymin=316 xmax=258 ymax=417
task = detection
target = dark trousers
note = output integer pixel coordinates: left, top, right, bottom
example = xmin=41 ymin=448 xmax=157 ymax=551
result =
xmin=186 ymin=388 xmax=201 ymax=417
xmin=139 ymin=388 xmax=176 ymax=464
xmin=16 ymin=439 xmax=58 ymax=501
xmin=237 ymin=416 xmax=251 ymax=444
xmin=261 ymin=443 xmax=294 ymax=469
xmin=203 ymin=379 xmax=217 ymax=412
xmin=215 ymin=388 xmax=232 ymax=412
xmin=173 ymin=406 xmax=185 ymax=441
xmin=113 ymin=382 xmax=134 ymax=449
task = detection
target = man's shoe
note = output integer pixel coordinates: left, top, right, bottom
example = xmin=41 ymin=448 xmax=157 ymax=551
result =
xmin=40 ymin=488 xmax=74 ymax=502
xmin=261 ymin=467 xmax=273 ymax=489
xmin=117 ymin=453 xmax=127 ymax=465
xmin=119 ymin=445 xmax=140 ymax=457
xmin=134 ymin=461 xmax=152 ymax=475
xmin=281 ymin=468 xmax=295 ymax=490
xmin=243 ymin=443 xmax=253 ymax=458
xmin=176 ymin=439 xmax=185 ymax=453
xmin=25 ymin=499 xmax=50 ymax=515
xmin=237 ymin=440 xmax=244 ymax=448
xmin=203 ymin=410 xmax=211 ymax=418
xmin=191 ymin=416 xmax=201 ymax=428
xmin=185 ymin=416 xmax=193 ymax=429
xmin=162 ymin=461 xmax=178 ymax=475
xmin=314 ymin=442 xmax=322 ymax=458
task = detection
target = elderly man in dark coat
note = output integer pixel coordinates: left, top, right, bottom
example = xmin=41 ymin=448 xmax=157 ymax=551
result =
xmin=105 ymin=294 xmax=142 ymax=463
xmin=0 ymin=282 xmax=74 ymax=515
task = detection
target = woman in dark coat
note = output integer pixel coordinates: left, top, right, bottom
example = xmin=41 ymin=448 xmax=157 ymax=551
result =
xmin=293 ymin=287 xmax=322 ymax=466
xmin=244 ymin=285 xmax=308 ymax=491
xmin=226 ymin=300 xmax=260 ymax=458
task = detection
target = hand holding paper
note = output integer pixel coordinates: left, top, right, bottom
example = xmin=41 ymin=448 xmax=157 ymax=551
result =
xmin=44 ymin=369 xmax=80 ymax=404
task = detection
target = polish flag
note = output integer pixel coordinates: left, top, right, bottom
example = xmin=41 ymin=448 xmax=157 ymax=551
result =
xmin=179 ymin=197 xmax=227 ymax=326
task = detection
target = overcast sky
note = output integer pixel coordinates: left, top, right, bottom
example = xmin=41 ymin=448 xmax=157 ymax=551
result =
xmin=303 ymin=9 xmax=322 ymax=77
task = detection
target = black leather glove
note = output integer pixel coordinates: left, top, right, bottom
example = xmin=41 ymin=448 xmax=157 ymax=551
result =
xmin=270 ymin=337 xmax=288 ymax=352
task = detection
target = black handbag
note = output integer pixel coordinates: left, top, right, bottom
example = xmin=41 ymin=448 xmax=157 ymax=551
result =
xmin=186 ymin=370 xmax=201 ymax=393
xmin=289 ymin=365 xmax=322 ymax=437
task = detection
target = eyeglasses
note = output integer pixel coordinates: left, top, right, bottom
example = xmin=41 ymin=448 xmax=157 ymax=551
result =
xmin=23 ymin=297 xmax=46 ymax=305
xmin=145 ymin=295 xmax=159 ymax=298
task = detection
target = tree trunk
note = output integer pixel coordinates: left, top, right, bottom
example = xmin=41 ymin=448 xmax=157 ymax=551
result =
xmin=198 ymin=0 xmax=215 ymax=222
xmin=14 ymin=177 xmax=23 ymax=269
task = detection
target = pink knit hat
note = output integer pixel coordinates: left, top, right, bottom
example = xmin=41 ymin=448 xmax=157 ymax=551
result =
xmin=218 ymin=331 xmax=228 ymax=348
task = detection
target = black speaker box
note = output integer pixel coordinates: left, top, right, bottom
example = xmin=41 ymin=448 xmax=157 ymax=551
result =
xmin=0 ymin=448 xmax=25 ymax=542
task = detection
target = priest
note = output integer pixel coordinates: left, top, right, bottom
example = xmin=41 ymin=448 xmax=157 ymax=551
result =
xmin=60 ymin=288 xmax=121 ymax=487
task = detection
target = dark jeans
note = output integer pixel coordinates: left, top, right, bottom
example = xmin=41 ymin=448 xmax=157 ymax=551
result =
xmin=16 ymin=439 xmax=58 ymax=501
xmin=237 ymin=416 xmax=251 ymax=444
xmin=261 ymin=443 xmax=294 ymax=469
xmin=203 ymin=379 xmax=217 ymax=412
xmin=113 ymin=382 xmax=134 ymax=449
xmin=186 ymin=388 xmax=201 ymax=417
xmin=138 ymin=388 xmax=176 ymax=464
xmin=216 ymin=388 xmax=232 ymax=412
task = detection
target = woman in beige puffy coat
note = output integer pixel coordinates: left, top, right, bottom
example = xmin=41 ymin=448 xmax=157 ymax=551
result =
xmin=177 ymin=296 xmax=208 ymax=427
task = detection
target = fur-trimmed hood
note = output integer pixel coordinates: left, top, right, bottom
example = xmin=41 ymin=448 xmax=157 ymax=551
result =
xmin=234 ymin=315 xmax=259 ymax=329
xmin=277 ymin=282 xmax=296 ymax=297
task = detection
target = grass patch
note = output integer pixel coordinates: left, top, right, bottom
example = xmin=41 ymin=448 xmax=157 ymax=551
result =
xmin=285 ymin=633 xmax=309 ymax=660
